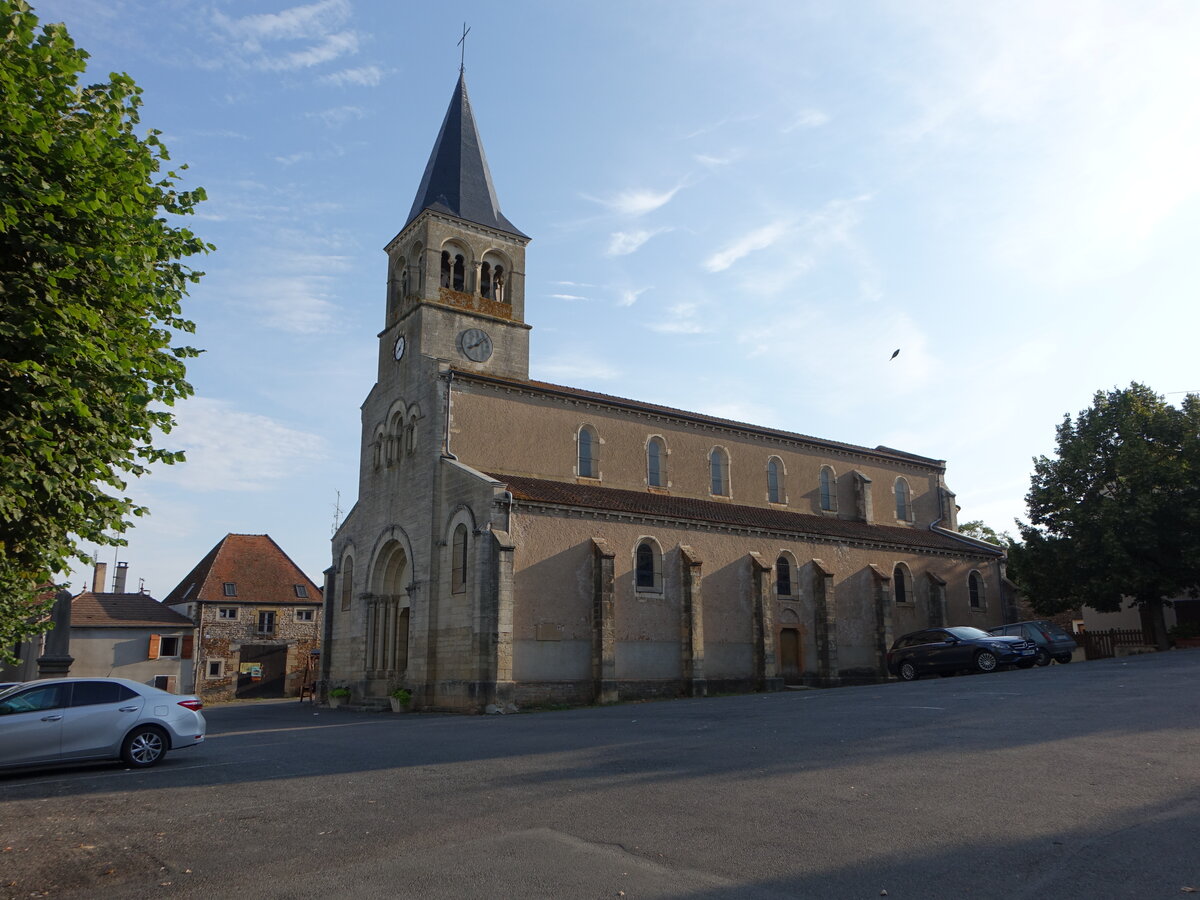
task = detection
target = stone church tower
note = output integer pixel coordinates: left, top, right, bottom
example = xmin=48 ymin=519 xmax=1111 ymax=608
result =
xmin=324 ymin=72 xmax=531 ymax=709
xmin=323 ymin=73 xmax=1011 ymax=712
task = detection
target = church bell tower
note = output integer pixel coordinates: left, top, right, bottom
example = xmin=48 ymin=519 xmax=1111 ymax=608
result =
xmin=379 ymin=72 xmax=531 ymax=384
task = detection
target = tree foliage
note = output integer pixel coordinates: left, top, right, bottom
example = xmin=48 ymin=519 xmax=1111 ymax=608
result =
xmin=1013 ymin=383 xmax=1200 ymax=648
xmin=957 ymin=520 xmax=1017 ymax=550
xmin=0 ymin=0 xmax=209 ymax=657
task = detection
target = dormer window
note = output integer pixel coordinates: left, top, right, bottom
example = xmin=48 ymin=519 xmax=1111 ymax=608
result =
xmin=223 ymin=582 xmax=237 ymax=597
xmin=294 ymin=585 xmax=308 ymax=598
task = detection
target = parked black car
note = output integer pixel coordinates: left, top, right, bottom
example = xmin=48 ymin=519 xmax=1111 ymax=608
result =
xmin=988 ymin=620 xmax=1077 ymax=666
xmin=887 ymin=626 xmax=1037 ymax=680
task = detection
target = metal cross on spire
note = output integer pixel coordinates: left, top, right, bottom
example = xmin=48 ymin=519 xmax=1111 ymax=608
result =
xmin=458 ymin=22 xmax=471 ymax=74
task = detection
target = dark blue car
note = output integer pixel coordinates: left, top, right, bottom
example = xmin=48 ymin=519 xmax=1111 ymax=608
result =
xmin=887 ymin=626 xmax=1037 ymax=680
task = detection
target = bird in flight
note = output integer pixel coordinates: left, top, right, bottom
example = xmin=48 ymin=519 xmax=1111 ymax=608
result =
xmin=890 ymin=349 xmax=900 ymax=360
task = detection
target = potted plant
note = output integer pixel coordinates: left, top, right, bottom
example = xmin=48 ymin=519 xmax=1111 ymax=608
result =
xmin=389 ymin=687 xmax=412 ymax=713
xmin=328 ymin=687 xmax=351 ymax=708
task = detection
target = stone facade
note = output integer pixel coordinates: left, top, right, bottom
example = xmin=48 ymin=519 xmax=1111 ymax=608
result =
xmin=324 ymin=73 xmax=1012 ymax=712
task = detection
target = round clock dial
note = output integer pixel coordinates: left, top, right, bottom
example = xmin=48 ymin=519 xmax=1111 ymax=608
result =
xmin=458 ymin=328 xmax=493 ymax=362
xmin=393 ymin=334 xmax=406 ymax=360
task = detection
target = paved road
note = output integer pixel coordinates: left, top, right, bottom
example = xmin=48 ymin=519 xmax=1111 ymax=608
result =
xmin=2 ymin=652 xmax=1198 ymax=899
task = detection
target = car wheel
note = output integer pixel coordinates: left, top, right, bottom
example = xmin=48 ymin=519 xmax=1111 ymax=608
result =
xmin=898 ymin=661 xmax=918 ymax=681
xmin=974 ymin=651 xmax=998 ymax=673
xmin=1035 ymin=649 xmax=1052 ymax=667
xmin=122 ymin=726 xmax=168 ymax=768
xmin=1055 ymin=654 xmax=1072 ymax=664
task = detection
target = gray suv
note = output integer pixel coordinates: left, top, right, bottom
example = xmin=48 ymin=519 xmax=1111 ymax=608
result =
xmin=988 ymin=620 xmax=1077 ymax=666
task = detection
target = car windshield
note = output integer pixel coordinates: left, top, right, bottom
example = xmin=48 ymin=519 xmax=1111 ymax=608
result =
xmin=946 ymin=626 xmax=992 ymax=640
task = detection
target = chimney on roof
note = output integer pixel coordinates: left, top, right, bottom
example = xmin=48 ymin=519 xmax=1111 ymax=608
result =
xmin=92 ymin=562 xmax=108 ymax=594
xmin=113 ymin=561 xmax=129 ymax=593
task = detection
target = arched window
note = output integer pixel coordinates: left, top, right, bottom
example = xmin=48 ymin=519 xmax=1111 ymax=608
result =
xmin=776 ymin=556 xmax=793 ymax=597
xmin=968 ymin=571 xmax=984 ymax=609
xmin=578 ymin=425 xmax=599 ymax=478
xmin=647 ymin=437 xmax=666 ymax=488
xmin=340 ymin=555 xmax=354 ymax=611
xmin=372 ymin=427 xmax=384 ymax=470
xmin=452 ymin=253 xmax=465 ymax=291
xmin=710 ymin=447 xmax=730 ymax=496
xmin=895 ymin=478 xmax=911 ymax=521
xmin=635 ymin=540 xmax=662 ymax=592
xmin=440 ymin=250 xmax=451 ymax=288
xmin=452 ymin=524 xmax=468 ymax=593
xmin=480 ymin=261 xmax=492 ymax=298
xmin=405 ymin=416 xmax=417 ymax=455
xmin=767 ymin=457 xmax=783 ymax=503
xmin=493 ymin=265 xmax=505 ymax=302
xmin=893 ymin=564 xmax=912 ymax=605
xmin=819 ymin=466 xmax=837 ymax=512
xmin=388 ymin=412 xmax=404 ymax=465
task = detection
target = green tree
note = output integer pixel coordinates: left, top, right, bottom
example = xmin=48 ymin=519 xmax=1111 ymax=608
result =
xmin=957 ymin=519 xmax=1017 ymax=549
xmin=1015 ymin=384 xmax=1200 ymax=649
xmin=0 ymin=0 xmax=209 ymax=658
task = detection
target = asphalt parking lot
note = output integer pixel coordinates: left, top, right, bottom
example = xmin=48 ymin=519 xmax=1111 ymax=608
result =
xmin=2 ymin=651 xmax=1198 ymax=899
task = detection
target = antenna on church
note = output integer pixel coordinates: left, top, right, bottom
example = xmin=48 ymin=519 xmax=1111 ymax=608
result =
xmin=332 ymin=490 xmax=343 ymax=536
xmin=458 ymin=22 xmax=470 ymax=74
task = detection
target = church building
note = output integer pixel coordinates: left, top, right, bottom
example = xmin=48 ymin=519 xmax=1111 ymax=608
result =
xmin=322 ymin=72 xmax=1011 ymax=711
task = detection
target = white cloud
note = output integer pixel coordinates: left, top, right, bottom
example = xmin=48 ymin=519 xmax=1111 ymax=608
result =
xmin=306 ymin=106 xmax=366 ymax=127
xmin=649 ymin=302 xmax=710 ymax=334
xmin=592 ymin=186 xmax=681 ymax=217
xmin=781 ymin=108 xmax=830 ymax=132
xmin=215 ymin=0 xmax=349 ymax=47
xmin=606 ymin=228 xmax=668 ymax=256
xmin=213 ymin=0 xmax=358 ymax=71
xmin=617 ymin=287 xmax=649 ymax=307
xmin=703 ymin=220 xmax=793 ymax=272
xmin=274 ymin=151 xmax=313 ymax=166
xmin=694 ymin=153 xmax=734 ymax=168
xmin=156 ymin=398 xmax=327 ymax=492
xmin=261 ymin=32 xmax=359 ymax=71
xmin=535 ymin=357 xmax=619 ymax=383
xmin=321 ymin=65 xmax=384 ymax=87
xmin=550 ymin=293 xmax=589 ymax=301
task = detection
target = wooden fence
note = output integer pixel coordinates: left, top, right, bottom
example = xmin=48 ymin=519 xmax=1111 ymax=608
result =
xmin=1079 ymin=628 xmax=1154 ymax=660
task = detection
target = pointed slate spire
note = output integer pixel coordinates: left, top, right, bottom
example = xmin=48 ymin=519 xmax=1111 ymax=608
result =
xmin=404 ymin=73 xmax=526 ymax=238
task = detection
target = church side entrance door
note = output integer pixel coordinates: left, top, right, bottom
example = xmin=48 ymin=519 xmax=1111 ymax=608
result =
xmin=779 ymin=629 xmax=802 ymax=685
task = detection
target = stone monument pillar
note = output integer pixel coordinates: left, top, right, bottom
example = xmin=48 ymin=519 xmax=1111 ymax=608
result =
xmin=36 ymin=588 xmax=74 ymax=678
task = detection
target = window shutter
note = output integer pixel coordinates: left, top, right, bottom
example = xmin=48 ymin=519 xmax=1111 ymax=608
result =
xmin=181 ymin=634 xmax=194 ymax=659
xmin=148 ymin=633 xmax=161 ymax=660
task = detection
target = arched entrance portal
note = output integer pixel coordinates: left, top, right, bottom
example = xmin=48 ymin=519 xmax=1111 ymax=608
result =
xmin=367 ymin=541 xmax=411 ymax=679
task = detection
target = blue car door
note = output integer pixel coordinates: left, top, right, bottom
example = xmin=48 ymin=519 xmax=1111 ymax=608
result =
xmin=0 ymin=683 xmax=69 ymax=766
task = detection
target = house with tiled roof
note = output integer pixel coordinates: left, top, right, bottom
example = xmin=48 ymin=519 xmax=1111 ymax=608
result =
xmin=68 ymin=562 xmax=196 ymax=692
xmin=323 ymin=72 xmax=1011 ymax=712
xmin=165 ymin=534 xmax=323 ymax=702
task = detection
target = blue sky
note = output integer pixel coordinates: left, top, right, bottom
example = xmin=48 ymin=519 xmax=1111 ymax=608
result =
xmin=32 ymin=0 xmax=1200 ymax=596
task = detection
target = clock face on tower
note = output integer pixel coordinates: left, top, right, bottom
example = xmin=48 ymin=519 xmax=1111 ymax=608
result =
xmin=457 ymin=328 xmax=493 ymax=362
xmin=393 ymin=334 xmax=406 ymax=360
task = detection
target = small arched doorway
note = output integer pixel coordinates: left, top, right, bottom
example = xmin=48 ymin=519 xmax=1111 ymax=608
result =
xmin=779 ymin=627 xmax=803 ymax=685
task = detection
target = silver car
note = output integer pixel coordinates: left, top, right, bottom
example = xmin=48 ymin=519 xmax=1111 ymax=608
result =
xmin=0 ymin=677 xmax=206 ymax=770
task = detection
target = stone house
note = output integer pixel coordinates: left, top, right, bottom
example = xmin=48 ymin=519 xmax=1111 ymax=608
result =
xmin=323 ymin=72 xmax=1012 ymax=712
xmin=165 ymin=534 xmax=323 ymax=702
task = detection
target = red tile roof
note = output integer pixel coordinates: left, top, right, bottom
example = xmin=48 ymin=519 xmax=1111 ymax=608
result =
xmin=457 ymin=369 xmax=946 ymax=469
xmin=163 ymin=534 xmax=324 ymax=606
xmin=490 ymin=474 xmax=1000 ymax=556
xmin=72 ymin=592 xmax=194 ymax=628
